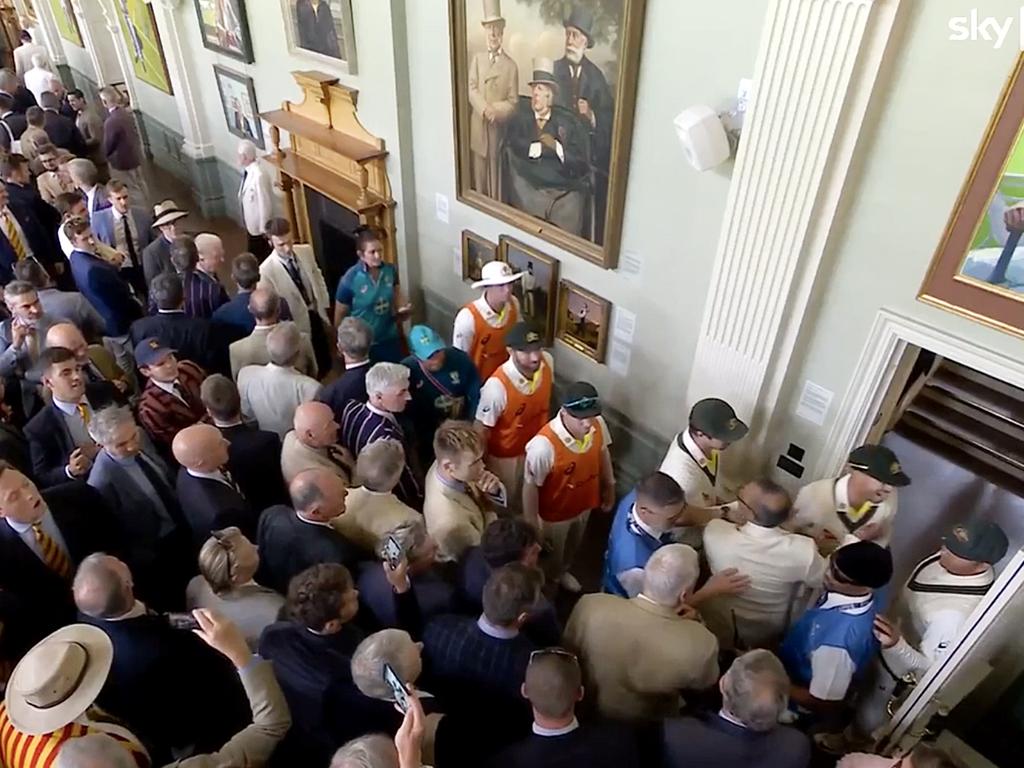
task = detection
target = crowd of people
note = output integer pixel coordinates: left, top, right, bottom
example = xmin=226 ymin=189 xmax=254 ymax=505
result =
xmin=0 ymin=42 xmax=994 ymax=768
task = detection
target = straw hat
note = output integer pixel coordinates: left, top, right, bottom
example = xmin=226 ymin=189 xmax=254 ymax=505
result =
xmin=151 ymin=199 xmax=189 ymax=229
xmin=5 ymin=624 xmax=113 ymax=735
xmin=472 ymin=260 xmax=523 ymax=289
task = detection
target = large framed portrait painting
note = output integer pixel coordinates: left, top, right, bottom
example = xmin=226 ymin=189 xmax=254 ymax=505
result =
xmin=921 ymin=55 xmax=1024 ymax=337
xmin=281 ymin=0 xmax=358 ymax=73
xmin=192 ymin=0 xmax=254 ymax=63
xmin=450 ymin=0 xmax=648 ymax=269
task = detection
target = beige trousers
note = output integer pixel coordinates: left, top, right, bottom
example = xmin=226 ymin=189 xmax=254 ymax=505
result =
xmin=543 ymin=510 xmax=591 ymax=580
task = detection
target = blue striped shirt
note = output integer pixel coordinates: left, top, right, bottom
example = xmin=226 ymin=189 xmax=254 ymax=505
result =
xmin=339 ymin=400 xmax=421 ymax=506
xmin=184 ymin=269 xmax=229 ymax=319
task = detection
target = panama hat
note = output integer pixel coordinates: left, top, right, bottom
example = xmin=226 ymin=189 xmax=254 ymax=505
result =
xmin=151 ymin=199 xmax=189 ymax=229
xmin=472 ymin=260 xmax=523 ymax=289
xmin=5 ymin=624 xmax=113 ymax=735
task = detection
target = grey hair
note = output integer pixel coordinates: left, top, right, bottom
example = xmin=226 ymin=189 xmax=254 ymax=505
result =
xmin=238 ymin=139 xmax=258 ymax=161
xmin=330 ymin=735 xmax=399 ymax=768
xmin=378 ymin=519 xmax=428 ymax=562
xmin=66 ymin=158 xmax=98 ymax=186
xmin=365 ymin=363 xmax=409 ymax=398
xmin=266 ymin=321 xmax=301 ymax=367
xmin=87 ymin=405 xmax=135 ymax=447
xmin=30 ymin=53 xmax=46 ymax=69
xmin=337 ymin=316 xmax=373 ymax=359
xmin=350 ymin=629 xmax=419 ymax=700
xmin=721 ymin=650 xmax=790 ymax=731
xmin=73 ymin=553 xmax=132 ymax=619
xmin=3 ymin=280 xmax=35 ymax=303
xmin=641 ymin=544 xmax=700 ymax=606
xmin=355 ymin=439 xmax=405 ymax=492
xmin=56 ymin=734 xmax=135 ymax=768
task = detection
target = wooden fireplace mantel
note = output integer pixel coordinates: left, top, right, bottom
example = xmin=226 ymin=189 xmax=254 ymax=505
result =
xmin=260 ymin=71 xmax=397 ymax=263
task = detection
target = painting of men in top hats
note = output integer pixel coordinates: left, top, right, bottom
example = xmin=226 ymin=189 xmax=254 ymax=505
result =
xmin=450 ymin=0 xmax=647 ymax=269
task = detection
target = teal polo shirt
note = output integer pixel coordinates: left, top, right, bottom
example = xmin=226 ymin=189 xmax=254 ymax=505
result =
xmin=335 ymin=262 xmax=399 ymax=344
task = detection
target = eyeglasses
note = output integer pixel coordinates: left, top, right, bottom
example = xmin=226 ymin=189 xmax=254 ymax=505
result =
xmin=529 ymin=648 xmax=578 ymax=664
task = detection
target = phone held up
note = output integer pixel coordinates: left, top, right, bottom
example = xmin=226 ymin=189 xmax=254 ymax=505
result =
xmin=383 ymin=535 xmax=404 ymax=571
xmin=383 ymin=662 xmax=411 ymax=714
xmin=165 ymin=612 xmax=200 ymax=632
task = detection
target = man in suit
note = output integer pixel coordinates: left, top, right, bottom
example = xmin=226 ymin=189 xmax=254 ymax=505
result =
xmin=230 ymin=287 xmax=315 ymax=379
xmin=281 ymin=401 xmax=351 ymax=484
xmin=25 ymin=346 xmax=122 ymax=488
xmin=45 ymin=321 xmax=134 ymax=396
xmin=40 ymin=91 xmax=86 ymax=157
xmin=0 ymin=462 xmax=121 ymax=657
xmin=67 ymin=158 xmax=110 ymax=221
xmin=35 ymin=145 xmax=77 ymax=206
xmin=4 ymin=152 xmax=62 ymax=261
xmin=488 ymin=649 xmax=640 ymax=768
xmin=0 ymin=160 xmax=60 ymax=284
xmin=468 ymin=0 xmax=518 ymax=198
xmin=92 ymin=179 xmax=152 ymax=297
xmin=135 ymin=337 xmax=208 ymax=452
xmin=317 ymin=316 xmax=372 ymax=420
xmin=130 ymin=272 xmax=229 ymax=376
xmin=237 ymin=140 xmax=274 ymax=260
xmin=142 ymin=199 xmax=188 ymax=286
xmin=563 ymin=544 xmax=720 ymax=722
xmin=201 ymin=373 xmax=289 ymax=508
xmin=0 ymin=68 xmax=37 ymax=114
xmin=13 ymin=31 xmax=50 ymax=80
xmin=0 ymin=93 xmax=26 ymax=153
xmin=661 ymin=650 xmax=811 ymax=768
xmin=256 ymin=467 xmax=360 ymax=594
xmin=189 ymin=233 xmax=231 ymax=319
xmin=73 ymin=553 xmax=249 ymax=762
xmin=100 ymin=86 xmax=148 ymax=202
xmin=67 ymin=217 xmax=142 ymax=339
xmin=173 ymin=423 xmax=255 ymax=549
xmin=237 ymin=321 xmax=320 ymax=438
xmin=0 ymin=280 xmax=55 ymax=418
xmin=67 ymin=88 xmax=108 ymax=180
xmin=86 ymin=405 xmax=193 ymax=609
xmin=214 ymin=252 xmax=292 ymax=336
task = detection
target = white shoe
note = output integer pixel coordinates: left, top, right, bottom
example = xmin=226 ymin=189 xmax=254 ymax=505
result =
xmin=559 ymin=573 xmax=582 ymax=593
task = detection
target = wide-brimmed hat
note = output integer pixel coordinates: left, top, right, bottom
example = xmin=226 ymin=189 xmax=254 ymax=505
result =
xmin=528 ymin=57 xmax=559 ymax=89
xmin=472 ymin=260 xmax=523 ymax=289
xmin=564 ymin=7 xmax=596 ymax=48
xmin=151 ymin=199 xmax=188 ymax=229
xmin=481 ymin=0 xmax=504 ymax=25
xmin=6 ymin=624 xmax=113 ymax=735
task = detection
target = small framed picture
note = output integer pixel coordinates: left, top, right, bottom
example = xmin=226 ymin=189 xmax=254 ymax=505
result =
xmin=461 ymin=230 xmax=496 ymax=284
xmin=213 ymin=65 xmax=264 ymax=149
xmin=192 ymin=0 xmax=255 ymax=63
xmin=499 ymin=236 xmax=559 ymax=345
xmin=556 ymin=280 xmax=610 ymax=363
xmin=280 ymin=0 xmax=358 ymax=74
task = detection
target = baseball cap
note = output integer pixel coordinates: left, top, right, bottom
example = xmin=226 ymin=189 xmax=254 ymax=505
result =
xmin=689 ymin=398 xmax=748 ymax=442
xmin=408 ymin=325 xmax=445 ymax=361
xmin=134 ymin=337 xmax=174 ymax=367
xmin=943 ymin=520 xmax=1009 ymax=565
xmin=562 ymin=382 xmax=601 ymax=418
xmin=505 ymin=321 xmax=545 ymax=352
xmin=848 ymin=444 xmax=911 ymax=487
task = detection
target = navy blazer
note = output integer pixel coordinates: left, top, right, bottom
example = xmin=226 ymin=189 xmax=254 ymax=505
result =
xmin=661 ymin=713 xmax=812 ymax=768
xmin=357 ymin=560 xmax=454 ymax=632
xmin=211 ymin=291 xmax=255 ymax=336
xmin=0 ymin=87 xmax=36 ymax=114
xmin=6 ymin=182 xmax=61 ymax=257
xmin=488 ymin=722 xmax=641 ymax=768
xmin=69 ymin=249 xmax=143 ymax=336
xmin=256 ymin=505 xmax=363 ymax=594
xmin=175 ymin=468 xmax=257 ymax=549
xmin=129 ymin=310 xmax=230 ymax=376
xmin=218 ymin=422 xmax=289 ymax=508
xmin=24 ymin=381 xmax=123 ymax=488
xmin=0 ymin=482 xmax=122 ymax=656
xmin=42 ymin=108 xmax=86 ymax=157
xmin=92 ymin=205 xmax=154 ymax=253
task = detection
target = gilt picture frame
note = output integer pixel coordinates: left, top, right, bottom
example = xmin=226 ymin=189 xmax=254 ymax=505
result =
xmin=192 ymin=0 xmax=255 ymax=63
xmin=499 ymin=235 xmax=559 ymax=345
xmin=556 ymin=279 xmax=609 ymax=362
xmin=213 ymin=65 xmax=264 ymax=149
xmin=461 ymin=230 xmax=496 ymax=284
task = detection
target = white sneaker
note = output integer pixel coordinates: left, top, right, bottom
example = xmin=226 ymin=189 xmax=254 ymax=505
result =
xmin=559 ymin=573 xmax=582 ymax=593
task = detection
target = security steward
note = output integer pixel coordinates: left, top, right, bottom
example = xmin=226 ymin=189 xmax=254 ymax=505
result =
xmin=791 ymin=444 xmax=910 ymax=553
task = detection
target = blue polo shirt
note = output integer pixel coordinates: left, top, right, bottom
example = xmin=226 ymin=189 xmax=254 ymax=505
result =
xmin=602 ymin=490 xmax=665 ymax=597
xmin=335 ymin=262 xmax=399 ymax=345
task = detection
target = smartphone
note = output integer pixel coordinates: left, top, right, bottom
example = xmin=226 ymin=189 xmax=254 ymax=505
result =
xmin=383 ymin=535 xmax=403 ymax=570
xmin=486 ymin=479 xmax=508 ymax=509
xmin=383 ymin=662 xmax=411 ymax=714
xmin=165 ymin=612 xmax=200 ymax=631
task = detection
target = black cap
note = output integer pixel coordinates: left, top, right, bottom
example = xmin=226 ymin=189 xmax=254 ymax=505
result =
xmin=943 ymin=520 xmax=1009 ymax=565
xmin=834 ymin=541 xmax=893 ymax=590
xmin=848 ymin=444 xmax=911 ymax=487
xmin=689 ymin=398 xmax=748 ymax=442
xmin=505 ymin=321 xmax=545 ymax=351
xmin=562 ymin=381 xmax=601 ymax=418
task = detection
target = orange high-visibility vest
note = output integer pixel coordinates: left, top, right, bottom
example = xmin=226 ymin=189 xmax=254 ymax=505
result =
xmin=487 ymin=362 xmax=552 ymax=458
xmin=536 ymin=421 xmax=603 ymax=523
xmin=465 ymin=300 xmax=518 ymax=382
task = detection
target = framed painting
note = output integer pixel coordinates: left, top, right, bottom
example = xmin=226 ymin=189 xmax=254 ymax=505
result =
xmin=213 ymin=65 xmax=264 ymax=149
xmin=556 ymin=279 xmax=609 ymax=362
xmin=47 ymin=0 xmax=82 ymax=47
xmin=921 ymin=54 xmax=1024 ymax=338
xmin=449 ymin=0 xmax=648 ymax=269
xmin=114 ymin=0 xmax=173 ymax=95
xmin=22 ymin=0 xmax=39 ymax=25
xmin=280 ymin=0 xmax=358 ymax=74
xmin=499 ymin=235 xmax=559 ymax=344
xmin=192 ymin=0 xmax=254 ymax=63
xmin=461 ymin=230 xmax=496 ymax=283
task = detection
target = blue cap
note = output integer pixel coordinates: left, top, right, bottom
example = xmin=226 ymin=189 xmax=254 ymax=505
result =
xmin=134 ymin=337 xmax=174 ymax=367
xmin=409 ymin=325 xmax=446 ymax=361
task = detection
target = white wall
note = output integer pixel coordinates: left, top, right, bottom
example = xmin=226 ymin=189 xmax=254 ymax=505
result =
xmin=405 ymin=0 xmax=769 ymax=435
xmin=765 ymin=0 xmax=1024 ymax=478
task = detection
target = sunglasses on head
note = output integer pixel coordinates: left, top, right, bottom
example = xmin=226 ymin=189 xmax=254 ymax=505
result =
xmin=564 ymin=396 xmax=598 ymax=411
xmin=529 ymin=648 xmax=578 ymax=664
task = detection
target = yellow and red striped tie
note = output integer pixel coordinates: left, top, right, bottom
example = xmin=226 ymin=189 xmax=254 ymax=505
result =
xmin=1 ymin=209 xmax=27 ymax=261
xmin=32 ymin=523 xmax=72 ymax=580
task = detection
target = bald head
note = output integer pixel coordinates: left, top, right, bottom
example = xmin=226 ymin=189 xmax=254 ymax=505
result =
xmin=293 ymin=402 xmax=339 ymax=449
xmin=73 ymin=554 xmax=134 ymax=618
xmin=171 ymin=423 xmax=230 ymax=472
xmin=290 ymin=468 xmax=348 ymax=523
xmin=45 ymin=322 xmax=88 ymax=361
xmin=248 ymin=287 xmax=280 ymax=324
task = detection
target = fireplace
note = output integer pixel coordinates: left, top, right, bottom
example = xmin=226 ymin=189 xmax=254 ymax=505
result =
xmin=305 ymin=186 xmax=359 ymax=299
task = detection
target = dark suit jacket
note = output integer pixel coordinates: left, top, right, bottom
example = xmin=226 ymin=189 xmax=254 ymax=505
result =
xmin=0 ymin=87 xmax=36 ymax=114
xmin=218 ymin=422 xmax=289 ymax=509
xmin=553 ymin=56 xmax=614 ymax=168
xmin=317 ymin=363 xmax=370 ymax=421
xmin=357 ymin=560 xmax=453 ymax=631
xmin=0 ymin=482 xmax=122 ymax=656
xmin=141 ymin=235 xmax=173 ymax=287
xmin=80 ymin=611 xmax=248 ymax=763
xmin=661 ymin=713 xmax=811 ymax=768
xmin=43 ymin=108 xmax=86 ymax=156
xmin=255 ymin=505 xmax=362 ymax=593
xmin=1 ymin=111 xmax=27 ymax=139
xmin=101 ymin=106 xmax=143 ymax=171
xmin=488 ymin=723 xmax=641 ymax=768
xmin=69 ymin=248 xmax=143 ymax=336
xmin=129 ymin=310 xmax=229 ymax=376
xmin=5 ymin=182 xmax=60 ymax=265
xmin=211 ymin=291 xmax=255 ymax=336
xmin=0 ymin=422 xmax=29 ymax=476
xmin=24 ymin=381 xmax=123 ymax=488
xmin=175 ymin=468 xmax=256 ymax=548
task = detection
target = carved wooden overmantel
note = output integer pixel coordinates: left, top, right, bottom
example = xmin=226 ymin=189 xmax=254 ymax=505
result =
xmin=260 ymin=71 xmax=398 ymax=265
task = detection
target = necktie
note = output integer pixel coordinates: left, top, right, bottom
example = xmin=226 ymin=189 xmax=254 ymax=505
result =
xmin=172 ymin=381 xmax=192 ymax=407
xmin=32 ymin=522 xmax=72 ymax=579
xmin=120 ymin=216 xmax=138 ymax=268
xmin=1 ymin=209 xmax=27 ymax=261
xmin=238 ymin=168 xmax=247 ymax=198
xmin=283 ymin=257 xmax=312 ymax=306
xmin=76 ymin=402 xmax=91 ymax=425
xmin=222 ymin=468 xmax=244 ymax=498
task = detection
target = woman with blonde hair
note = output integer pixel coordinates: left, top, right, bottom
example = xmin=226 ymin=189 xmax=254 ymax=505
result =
xmin=186 ymin=526 xmax=284 ymax=650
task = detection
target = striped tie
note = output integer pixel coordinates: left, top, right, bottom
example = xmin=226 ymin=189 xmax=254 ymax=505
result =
xmin=1 ymin=209 xmax=27 ymax=261
xmin=32 ymin=522 xmax=72 ymax=579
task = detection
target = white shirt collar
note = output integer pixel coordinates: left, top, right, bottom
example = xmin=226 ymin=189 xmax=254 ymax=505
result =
xmin=254 ymin=322 xmax=278 ymax=332
xmin=819 ymin=591 xmax=873 ymax=614
xmin=718 ymin=709 xmax=748 ymax=729
xmin=629 ymin=504 xmax=662 ymax=540
xmin=112 ymin=207 xmax=127 ymax=221
xmin=52 ymin=395 xmax=88 ymax=416
xmin=549 ymin=412 xmax=596 ymax=454
xmin=532 ymin=718 xmax=579 ymax=737
xmin=157 ymin=309 xmax=185 ymax=315
xmin=500 ymin=354 xmax=547 ymax=395
xmin=345 ymin=359 xmax=370 ymax=370
xmin=681 ymin=428 xmax=711 ymax=467
xmin=152 ymin=379 xmax=187 ymax=402
xmin=296 ymin=511 xmax=332 ymax=528
xmin=534 ymin=108 xmax=552 ymax=121
xmin=107 ymin=600 xmax=147 ymax=621
xmin=366 ymin=402 xmax=397 ymax=422
xmin=5 ymin=509 xmax=49 ymax=535
xmin=213 ymin=418 xmax=243 ymax=428
xmin=477 ymin=615 xmax=519 ymax=639
xmin=187 ymin=468 xmax=232 ymax=486
xmin=472 ymin=295 xmax=512 ymax=324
